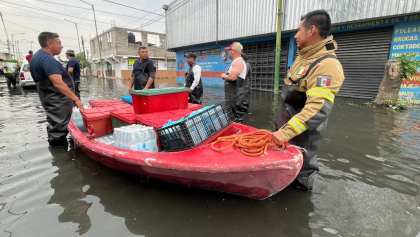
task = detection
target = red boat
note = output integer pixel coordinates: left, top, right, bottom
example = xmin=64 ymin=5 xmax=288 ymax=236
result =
xmin=68 ymin=99 xmax=303 ymax=200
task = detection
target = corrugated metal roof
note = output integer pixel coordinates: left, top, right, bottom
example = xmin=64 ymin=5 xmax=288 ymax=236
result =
xmin=166 ymin=0 xmax=217 ymax=49
xmin=218 ymin=0 xmax=277 ymax=41
xmin=284 ymin=0 xmax=420 ymax=30
xmin=167 ymin=0 xmax=420 ymax=49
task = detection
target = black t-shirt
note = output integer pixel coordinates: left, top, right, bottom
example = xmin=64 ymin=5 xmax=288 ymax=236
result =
xmin=30 ymin=49 xmax=73 ymax=91
xmin=66 ymin=57 xmax=81 ymax=82
xmin=132 ymin=58 xmax=156 ymax=90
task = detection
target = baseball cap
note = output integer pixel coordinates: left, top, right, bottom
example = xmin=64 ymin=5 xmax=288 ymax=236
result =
xmin=184 ymin=52 xmax=197 ymax=59
xmin=65 ymin=49 xmax=75 ymax=55
xmin=224 ymin=42 xmax=243 ymax=53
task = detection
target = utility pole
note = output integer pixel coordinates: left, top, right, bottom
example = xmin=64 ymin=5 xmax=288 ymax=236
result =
xmin=273 ymin=0 xmax=283 ymax=95
xmin=11 ymin=34 xmax=15 ymax=60
xmin=162 ymin=4 xmax=169 ymax=70
xmin=64 ymin=19 xmax=82 ymax=53
xmin=0 ymin=11 xmax=11 ymax=55
xmin=80 ymin=0 xmax=104 ymax=79
xmin=81 ymin=35 xmax=87 ymax=59
xmin=81 ymin=35 xmax=88 ymax=76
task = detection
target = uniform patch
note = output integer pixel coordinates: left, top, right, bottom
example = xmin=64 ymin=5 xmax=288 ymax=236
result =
xmin=316 ymin=75 xmax=332 ymax=87
xmin=296 ymin=66 xmax=309 ymax=77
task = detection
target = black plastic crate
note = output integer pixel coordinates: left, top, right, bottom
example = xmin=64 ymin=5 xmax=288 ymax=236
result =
xmin=157 ymin=104 xmax=233 ymax=151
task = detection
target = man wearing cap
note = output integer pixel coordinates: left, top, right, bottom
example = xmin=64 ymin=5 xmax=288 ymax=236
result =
xmin=184 ymin=53 xmax=203 ymax=104
xmin=129 ymin=46 xmax=156 ymax=90
xmin=66 ymin=49 xmax=81 ymax=98
xmin=220 ymin=42 xmax=251 ymax=122
xmin=272 ymin=10 xmax=345 ymax=191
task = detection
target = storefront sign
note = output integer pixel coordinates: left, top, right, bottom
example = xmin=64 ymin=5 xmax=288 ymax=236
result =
xmin=390 ymin=20 xmax=420 ymax=104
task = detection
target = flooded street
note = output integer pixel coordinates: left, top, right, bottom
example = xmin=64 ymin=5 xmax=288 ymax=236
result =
xmin=0 ymin=77 xmax=419 ymax=237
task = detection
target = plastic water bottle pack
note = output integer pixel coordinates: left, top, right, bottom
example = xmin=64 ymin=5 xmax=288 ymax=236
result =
xmin=71 ymin=107 xmax=86 ymax=131
xmin=113 ymin=124 xmax=158 ymax=152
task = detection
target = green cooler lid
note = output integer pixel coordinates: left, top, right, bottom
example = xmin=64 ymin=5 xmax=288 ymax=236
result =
xmin=130 ymin=87 xmax=189 ymax=96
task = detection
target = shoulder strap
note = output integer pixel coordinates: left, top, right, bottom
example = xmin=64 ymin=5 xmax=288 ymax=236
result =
xmin=302 ymin=54 xmax=337 ymax=79
xmin=291 ymin=54 xmax=337 ymax=85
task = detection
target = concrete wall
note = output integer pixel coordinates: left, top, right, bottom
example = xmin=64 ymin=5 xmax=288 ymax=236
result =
xmin=90 ymin=27 xmax=175 ymax=61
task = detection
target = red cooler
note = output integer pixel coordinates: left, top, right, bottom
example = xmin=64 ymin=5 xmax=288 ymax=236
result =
xmin=131 ymin=87 xmax=189 ymax=114
xmin=89 ymin=99 xmax=126 ymax=107
xmin=81 ymin=108 xmax=113 ymax=138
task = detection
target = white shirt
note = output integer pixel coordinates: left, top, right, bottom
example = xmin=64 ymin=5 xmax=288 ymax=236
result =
xmin=228 ymin=57 xmax=247 ymax=79
xmin=187 ymin=64 xmax=202 ymax=90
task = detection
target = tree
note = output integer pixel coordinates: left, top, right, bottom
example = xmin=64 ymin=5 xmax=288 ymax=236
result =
xmin=76 ymin=52 xmax=90 ymax=69
xmin=374 ymin=54 xmax=420 ymax=105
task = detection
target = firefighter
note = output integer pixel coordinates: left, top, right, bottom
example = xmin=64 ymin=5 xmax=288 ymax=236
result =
xmin=272 ymin=10 xmax=345 ymax=190
xmin=184 ymin=53 xmax=203 ymax=104
xmin=220 ymin=42 xmax=251 ymax=122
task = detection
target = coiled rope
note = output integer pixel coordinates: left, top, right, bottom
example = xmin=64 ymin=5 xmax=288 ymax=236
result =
xmin=210 ymin=130 xmax=285 ymax=157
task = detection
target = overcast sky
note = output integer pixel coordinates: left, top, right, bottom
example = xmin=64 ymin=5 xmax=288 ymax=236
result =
xmin=0 ymin=0 xmax=171 ymax=59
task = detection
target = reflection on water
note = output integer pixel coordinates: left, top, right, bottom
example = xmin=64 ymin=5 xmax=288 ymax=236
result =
xmin=0 ymin=78 xmax=419 ymax=237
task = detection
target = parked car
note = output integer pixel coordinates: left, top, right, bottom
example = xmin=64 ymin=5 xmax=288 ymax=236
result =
xmin=18 ymin=63 xmax=36 ymax=88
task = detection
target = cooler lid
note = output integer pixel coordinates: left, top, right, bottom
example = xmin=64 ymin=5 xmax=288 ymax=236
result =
xmin=130 ymin=87 xmax=189 ymax=96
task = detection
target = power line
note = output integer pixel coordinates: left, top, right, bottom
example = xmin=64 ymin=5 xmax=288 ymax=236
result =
xmin=0 ymin=0 xmax=111 ymax=26
xmin=4 ymin=19 xmax=79 ymax=41
xmin=138 ymin=15 xmax=164 ymax=29
xmin=103 ymin=0 xmax=163 ymax=17
xmin=32 ymin=0 xmax=156 ymax=21
xmin=1 ymin=9 xmax=93 ymax=31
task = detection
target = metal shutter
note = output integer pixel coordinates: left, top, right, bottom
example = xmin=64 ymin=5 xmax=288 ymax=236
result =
xmin=334 ymin=28 xmax=393 ymax=99
xmin=244 ymin=40 xmax=288 ymax=91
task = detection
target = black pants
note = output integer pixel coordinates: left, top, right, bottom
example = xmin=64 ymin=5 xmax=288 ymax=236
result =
xmin=224 ymin=80 xmax=250 ymax=122
xmin=38 ymin=86 xmax=73 ymax=143
xmin=74 ymin=81 xmax=80 ymax=98
xmin=6 ymin=75 xmax=17 ymax=88
xmin=277 ymin=101 xmax=322 ymax=190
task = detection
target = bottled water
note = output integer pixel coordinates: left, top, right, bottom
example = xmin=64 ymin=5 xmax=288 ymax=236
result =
xmin=71 ymin=107 xmax=86 ymax=131
xmin=114 ymin=124 xmax=158 ymax=152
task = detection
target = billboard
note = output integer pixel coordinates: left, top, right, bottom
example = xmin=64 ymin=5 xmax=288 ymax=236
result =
xmin=390 ymin=20 xmax=420 ymax=104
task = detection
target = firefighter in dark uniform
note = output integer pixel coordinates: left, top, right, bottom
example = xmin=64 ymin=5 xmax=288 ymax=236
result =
xmin=221 ymin=42 xmax=251 ymax=122
xmin=129 ymin=46 xmax=156 ymax=90
xmin=184 ymin=53 xmax=203 ymax=104
xmin=30 ymin=32 xmax=83 ymax=146
xmin=272 ymin=10 xmax=345 ymax=190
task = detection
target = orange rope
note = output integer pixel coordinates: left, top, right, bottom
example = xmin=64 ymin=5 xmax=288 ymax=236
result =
xmin=210 ymin=130 xmax=284 ymax=157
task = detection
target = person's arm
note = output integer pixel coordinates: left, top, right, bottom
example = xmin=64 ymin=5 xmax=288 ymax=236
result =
xmin=128 ymin=72 xmax=134 ymax=90
xmin=221 ymin=60 xmax=243 ymax=81
xmin=272 ymin=59 xmax=345 ymax=145
xmin=43 ymin=59 xmax=83 ymax=108
xmin=190 ymin=65 xmax=201 ymax=91
xmin=68 ymin=67 xmax=74 ymax=76
xmin=49 ymin=74 xmax=83 ymax=108
xmin=144 ymin=61 xmax=156 ymax=89
xmin=67 ymin=60 xmax=75 ymax=77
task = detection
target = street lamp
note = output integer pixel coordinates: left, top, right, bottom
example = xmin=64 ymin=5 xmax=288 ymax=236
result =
xmin=79 ymin=0 xmax=104 ymax=79
xmin=64 ymin=19 xmax=82 ymax=53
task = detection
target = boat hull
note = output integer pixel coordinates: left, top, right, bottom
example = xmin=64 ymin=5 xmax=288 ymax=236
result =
xmin=69 ymin=121 xmax=303 ymax=200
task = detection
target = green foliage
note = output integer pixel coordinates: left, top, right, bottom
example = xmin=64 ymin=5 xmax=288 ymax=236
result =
xmin=396 ymin=54 xmax=420 ymax=80
xmin=76 ymin=52 xmax=90 ymax=69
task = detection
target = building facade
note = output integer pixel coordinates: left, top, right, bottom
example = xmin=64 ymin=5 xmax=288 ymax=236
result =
xmin=89 ymin=27 xmax=176 ymax=79
xmin=166 ymin=0 xmax=420 ymax=103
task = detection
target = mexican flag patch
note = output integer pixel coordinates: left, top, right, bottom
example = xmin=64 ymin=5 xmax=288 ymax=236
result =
xmin=316 ymin=75 xmax=332 ymax=87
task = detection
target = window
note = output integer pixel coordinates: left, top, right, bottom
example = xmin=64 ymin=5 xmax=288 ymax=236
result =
xmin=147 ymin=33 xmax=161 ymax=47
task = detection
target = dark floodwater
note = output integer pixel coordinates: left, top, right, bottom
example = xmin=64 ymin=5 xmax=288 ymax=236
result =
xmin=0 ymin=77 xmax=419 ymax=237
